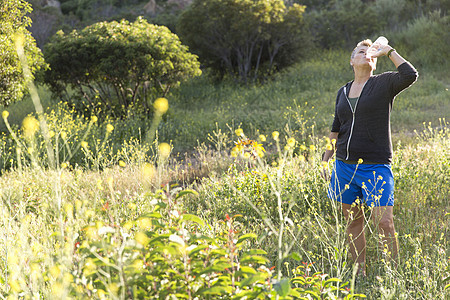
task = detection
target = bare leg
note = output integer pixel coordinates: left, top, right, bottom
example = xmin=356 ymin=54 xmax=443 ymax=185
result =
xmin=371 ymin=206 xmax=398 ymax=267
xmin=342 ymin=203 xmax=366 ymax=276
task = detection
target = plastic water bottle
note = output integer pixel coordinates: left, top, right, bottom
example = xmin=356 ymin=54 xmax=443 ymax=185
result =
xmin=366 ymin=36 xmax=389 ymax=58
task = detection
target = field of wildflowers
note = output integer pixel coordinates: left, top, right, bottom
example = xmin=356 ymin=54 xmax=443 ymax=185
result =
xmin=0 ymin=40 xmax=448 ymax=299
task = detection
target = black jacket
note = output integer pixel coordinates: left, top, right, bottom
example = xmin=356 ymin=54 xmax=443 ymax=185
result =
xmin=332 ymin=62 xmax=418 ymax=164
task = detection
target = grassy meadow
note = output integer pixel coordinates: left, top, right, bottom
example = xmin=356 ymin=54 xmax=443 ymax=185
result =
xmin=0 ymin=49 xmax=449 ymax=299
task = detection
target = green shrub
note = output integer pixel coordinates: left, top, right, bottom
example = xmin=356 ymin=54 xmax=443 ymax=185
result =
xmin=43 ymin=17 xmax=201 ymax=118
xmin=390 ymin=12 xmax=450 ymax=71
xmin=0 ymin=0 xmax=47 ymax=106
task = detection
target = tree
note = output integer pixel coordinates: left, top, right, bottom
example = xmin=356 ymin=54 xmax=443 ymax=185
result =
xmin=177 ymin=0 xmax=310 ymax=83
xmin=0 ymin=0 xmax=46 ymax=106
xmin=43 ymin=17 xmax=201 ymax=117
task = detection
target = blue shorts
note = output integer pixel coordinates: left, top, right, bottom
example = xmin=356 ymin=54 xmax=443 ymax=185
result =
xmin=328 ymin=160 xmax=394 ymax=207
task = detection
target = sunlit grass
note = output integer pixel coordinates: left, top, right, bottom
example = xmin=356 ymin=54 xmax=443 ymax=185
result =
xmin=0 ymin=36 xmax=448 ymax=299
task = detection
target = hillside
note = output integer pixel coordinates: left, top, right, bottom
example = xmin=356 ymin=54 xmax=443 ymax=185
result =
xmin=0 ymin=1 xmax=448 ymax=299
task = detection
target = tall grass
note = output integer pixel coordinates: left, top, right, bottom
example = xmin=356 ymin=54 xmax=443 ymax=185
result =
xmin=182 ymin=122 xmax=449 ymax=299
xmin=2 ymin=48 xmax=448 ymax=154
xmin=0 ymin=35 xmax=448 ymax=299
xmin=1 ymin=111 xmax=448 ymax=298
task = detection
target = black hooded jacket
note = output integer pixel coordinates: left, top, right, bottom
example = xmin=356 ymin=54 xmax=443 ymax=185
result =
xmin=331 ymin=62 xmax=418 ymax=164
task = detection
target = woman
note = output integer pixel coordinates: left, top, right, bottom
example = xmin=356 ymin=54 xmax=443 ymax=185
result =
xmin=321 ymin=38 xmax=418 ymax=276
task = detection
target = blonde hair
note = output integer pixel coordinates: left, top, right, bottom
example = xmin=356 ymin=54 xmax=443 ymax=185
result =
xmin=351 ymin=39 xmax=373 ymax=59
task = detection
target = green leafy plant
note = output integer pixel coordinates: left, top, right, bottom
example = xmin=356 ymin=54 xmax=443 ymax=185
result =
xmin=0 ymin=0 xmax=47 ymax=106
xmin=43 ymin=17 xmax=201 ymax=117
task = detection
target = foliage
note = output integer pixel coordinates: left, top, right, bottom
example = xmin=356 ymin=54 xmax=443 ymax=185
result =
xmin=177 ymin=0 xmax=311 ymax=83
xmin=305 ymin=0 xmax=381 ymax=49
xmin=59 ymin=0 xmax=147 ymax=20
xmin=73 ymin=204 xmax=275 ymax=299
xmin=1 ymin=118 xmax=448 ymax=298
xmin=43 ymin=17 xmax=201 ymax=118
xmin=303 ymin=0 xmax=450 ymax=49
xmin=390 ymin=12 xmax=450 ymax=71
xmin=0 ymin=0 xmax=46 ymax=106
xmin=183 ymin=124 xmax=449 ymax=299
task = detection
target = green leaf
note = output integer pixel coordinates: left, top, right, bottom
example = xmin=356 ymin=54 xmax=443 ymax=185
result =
xmin=181 ymin=214 xmax=205 ymax=226
xmin=175 ymin=189 xmax=199 ymax=200
xmin=199 ymin=262 xmax=232 ymax=275
xmin=188 ymin=244 xmax=208 ymax=256
xmin=139 ymin=212 xmax=162 ymax=219
xmin=246 ymin=249 xmax=267 ymax=255
xmin=239 ymin=266 xmax=257 ymax=275
xmin=237 ymin=233 xmax=257 ymax=244
xmin=324 ymin=278 xmax=341 ymax=286
xmin=291 ymin=276 xmax=306 ymax=285
xmin=289 ymin=252 xmax=302 ymax=261
xmin=304 ymin=290 xmax=320 ymax=298
xmin=273 ymin=278 xmax=291 ymax=297
xmin=288 ymin=289 xmax=303 ymax=298
xmin=240 ymin=255 xmax=269 ymax=264
xmin=148 ymin=234 xmax=171 ymax=245
xmin=239 ymin=273 xmax=267 ymax=287
xmin=199 ymin=285 xmax=232 ymax=295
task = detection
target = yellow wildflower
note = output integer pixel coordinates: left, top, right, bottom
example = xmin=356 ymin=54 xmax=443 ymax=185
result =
xmin=358 ymin=158 xmax=364 ymax=164
xmin=81 ymin=141 xmax=88 ymax=148
xmin=119 ymin=160 xmax=126 ymax=167
xmin=309 ymin=145 xmax=316 ymax=151
xmin=106 ymin=124 xmax=114 ymax=133
xmin=256 ymin=149 xmax=264 ymax=158
xmin=259 ymin=134 xmax=266 ymax=142
xmin=287 ymin=137 xmax=296 ymax=148
xmin=49 ymin=265 xmax=61 ymax=278
xmin=2 ymin=111 xmax=9 ymax=119
xmin=22 ymin=116 xmax=40 ymax=138
xmin=158 ymin=142 xmax=171 ymax=159
xmin=235 ymin=128 xmax=244 ymax=137
xmin=91 ymin=115 xmax=98 ymax=123
xmin=272 ymin=131 xmax=279 ymax=141
xmin=326 ymin=144 xmax=333 ymax=151
xmin=231 ymin=147 xmax=239 ymax=157
xmin=154 ymin=97 xmax=169 ymax=114
xmin=142 ymin=163 xmax=155 ymax=179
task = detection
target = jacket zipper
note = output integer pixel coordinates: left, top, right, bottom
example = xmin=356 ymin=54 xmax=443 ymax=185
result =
xmin=343 ymin=80 xmax=368 ymax=160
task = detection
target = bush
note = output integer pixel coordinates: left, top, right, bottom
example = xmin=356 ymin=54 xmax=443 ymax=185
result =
xmin=177 ymin=0 xmax=311 ymax=83
xmin=43 ymin=17 xmax=201 ymax=118
xmin=391 ymin=12 xmax=450 ymax=71
xmin=0 ymin=0 xmax=46 ymax=106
